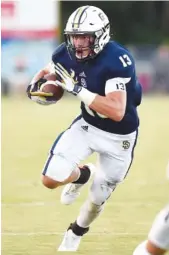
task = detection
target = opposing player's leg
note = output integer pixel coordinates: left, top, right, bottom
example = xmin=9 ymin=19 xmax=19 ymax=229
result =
xmin=58 ymin=130 xmax=138 ymax=251
xmin=133 ymin=241 xmax=167 ymax=255
xmin=133 ymin=204 xmax=169 ymax=255
xmin=41 ymin=117 xmax=93 ymax=189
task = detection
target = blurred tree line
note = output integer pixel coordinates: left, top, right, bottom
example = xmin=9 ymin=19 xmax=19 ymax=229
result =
xmin=60 ymin=1 xmax=169 ymax=45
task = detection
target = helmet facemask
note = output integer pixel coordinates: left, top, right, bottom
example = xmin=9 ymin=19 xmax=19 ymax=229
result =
xmin=64 ymin=33 xmax=96 ymax=61
xmin=64 ymin=24 xmax=110 ymax=62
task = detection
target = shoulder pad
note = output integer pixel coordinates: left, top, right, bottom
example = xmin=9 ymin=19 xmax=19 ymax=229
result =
xmin=52 ymin=43 xmax=67 ymax=62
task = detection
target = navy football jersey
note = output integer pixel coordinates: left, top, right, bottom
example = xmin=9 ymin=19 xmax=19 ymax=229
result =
xmin=52 ymin=41 xmax=142 ymax=135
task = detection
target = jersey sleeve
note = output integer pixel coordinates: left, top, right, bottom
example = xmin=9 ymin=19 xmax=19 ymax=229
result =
xmin=109 ymin=50 xmax=135 ymax=79
xmin=134 ymin=81 xmax=142 ymax=106
xmin=105 ymin=51 xmax=135 ymax=94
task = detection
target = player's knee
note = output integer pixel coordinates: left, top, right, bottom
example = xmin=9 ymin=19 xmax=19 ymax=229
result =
xmin=90 ymin=182 xmax=114 ymax=205
xmin=133 ymin=241 xmax=151 ymax=255
xmin=41 ymin=175 xmax=60 ymax=189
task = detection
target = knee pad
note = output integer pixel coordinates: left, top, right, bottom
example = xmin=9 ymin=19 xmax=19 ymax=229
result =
xmin=89 ymin=176 xmax=116 ymax=205
xmin=42 ymin=153 xmax=76 ymax=182
xmin=133 ymin=241 xmax=151 ymax=255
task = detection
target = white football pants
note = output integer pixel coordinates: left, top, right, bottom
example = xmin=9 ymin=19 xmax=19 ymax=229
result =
xmin=42 ymin=116 xmax=138 ymax=198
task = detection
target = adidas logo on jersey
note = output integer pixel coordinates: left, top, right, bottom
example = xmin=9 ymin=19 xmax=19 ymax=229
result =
xmin=79 ymin=72 xmax=86 ymax=78
xmin=81 ymin=125 xmax=88 ymax=131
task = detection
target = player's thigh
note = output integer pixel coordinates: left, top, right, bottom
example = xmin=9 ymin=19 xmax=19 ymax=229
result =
xmin=89 ymin=132 xmax=138 ymax=205
xmin=97 ymin=154 xmax=132 ymax=185
xmin=98 ymin=137 xmax=137 ymax=184
xmin=92 ymin=128 xmax=138 ymax=183
xmin=148 ymin=204 xmax=169 ymax=250
xmin=42 ymin=119 xmax=92 ymax=182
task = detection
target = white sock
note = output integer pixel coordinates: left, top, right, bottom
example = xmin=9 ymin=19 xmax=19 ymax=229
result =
xmin=76 ymin=199 xmax=104 ymax=228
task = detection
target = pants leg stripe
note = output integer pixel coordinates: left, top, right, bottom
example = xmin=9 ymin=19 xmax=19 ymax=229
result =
xmin=124 ymin=129 xmax=138 ymax=179
xmin=42 ymin=132 xmax=64 ymax=175
xmin=68 ymin=114 xmax=82 ymax=129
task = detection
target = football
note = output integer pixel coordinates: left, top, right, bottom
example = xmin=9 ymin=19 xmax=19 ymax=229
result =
xmin=41 ymin=73 xmax=64 ymax=102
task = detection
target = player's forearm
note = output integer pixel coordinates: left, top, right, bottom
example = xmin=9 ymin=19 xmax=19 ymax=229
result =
xmin=30 ymin=62 xmax=54 ymax=84
xmin=77 ymin=88 xmax=125 ymax=121
xmin=30 ymin=69 xmax=49 ymax=84
xmin=90 ymin=94 xmax=125 ymax=121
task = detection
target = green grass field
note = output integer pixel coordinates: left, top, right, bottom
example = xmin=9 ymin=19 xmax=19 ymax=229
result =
xmin=2 ymin=95 xmax=169 ymax=255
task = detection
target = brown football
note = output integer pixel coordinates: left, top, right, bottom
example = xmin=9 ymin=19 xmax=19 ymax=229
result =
xmin=41 ymin=73 xmax=64 ymax=102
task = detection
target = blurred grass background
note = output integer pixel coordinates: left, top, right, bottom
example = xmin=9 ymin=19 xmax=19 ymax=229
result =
xmin=2 ymin=95 xmax=169 ymax=255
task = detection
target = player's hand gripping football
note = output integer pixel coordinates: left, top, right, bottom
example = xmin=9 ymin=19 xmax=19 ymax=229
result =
xmin=26 ymin=78 xmax=56 ymax=105
xmin=54 ymin=63 xmax=82 ymax=95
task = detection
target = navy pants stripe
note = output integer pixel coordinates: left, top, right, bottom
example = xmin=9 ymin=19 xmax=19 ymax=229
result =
xmin=124 ymin=129 xmax=138 ymax=179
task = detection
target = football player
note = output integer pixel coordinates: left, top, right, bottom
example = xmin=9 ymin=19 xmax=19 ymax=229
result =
xmin=27 ymin=6 xmax=142 ymax=251
xmin=133 ymin=163 xmax=169 ymax=255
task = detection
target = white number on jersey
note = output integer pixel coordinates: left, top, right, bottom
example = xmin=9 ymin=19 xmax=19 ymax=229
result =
xmin=119 ymin=54 xmax=132 ymax=67
xmin=116 ymin=82 xmax=125 ymax=90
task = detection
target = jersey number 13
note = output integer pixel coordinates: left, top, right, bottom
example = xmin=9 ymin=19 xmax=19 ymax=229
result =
xmin=119 ymin=54 xmax=132 ymax=67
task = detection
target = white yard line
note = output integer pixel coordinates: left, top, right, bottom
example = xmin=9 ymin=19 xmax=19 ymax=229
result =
xmin=2 ymin=201 xmax=160 ymax=207
xmin=2 ymin=202 xmax=53 ymax=206
xmin=2 ymin=232 xmax=146 ymax=236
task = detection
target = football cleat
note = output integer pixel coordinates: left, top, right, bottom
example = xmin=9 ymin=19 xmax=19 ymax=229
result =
xmin=58 ymin=222 xmax=89 ymax=251
xmin=57 ymin=229 xmax=81 ymax=251
xmin=60 ymin=163 xmax=96 ymax=205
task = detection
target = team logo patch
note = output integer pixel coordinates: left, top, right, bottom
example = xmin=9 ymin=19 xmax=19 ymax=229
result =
xmin=122 ymin=140 xmax=130 ymax=149
xmin=81 ymin=125 xmax=88 ymax=131
xmin=98 ymin=12 xmax=105 ymax=21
